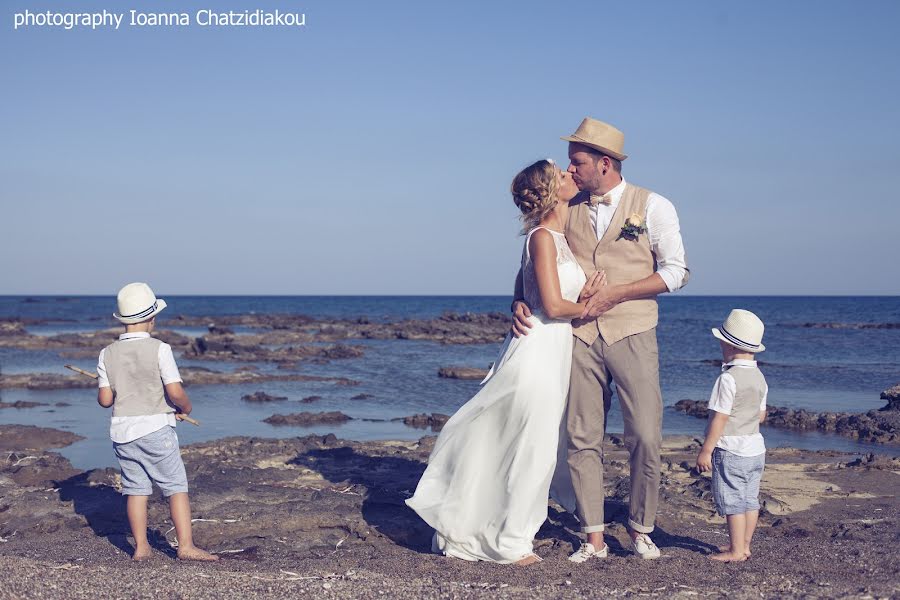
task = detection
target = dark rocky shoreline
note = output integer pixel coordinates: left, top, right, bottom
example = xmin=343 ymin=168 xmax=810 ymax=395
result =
xmin=673 ymin=384 xmax=900 ymax=445
xmin=0 ymin=424 xmax=897 ymax=598
xmin=0 ymin=367 xmax=359 ymax=390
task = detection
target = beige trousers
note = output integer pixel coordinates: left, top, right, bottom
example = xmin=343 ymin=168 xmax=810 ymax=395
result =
xmin=566 ymin=328 xmax=662 ymax=534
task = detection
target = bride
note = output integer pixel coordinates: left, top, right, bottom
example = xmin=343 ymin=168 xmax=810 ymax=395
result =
xmin=405 ymin=159 xmax=603 ymax=565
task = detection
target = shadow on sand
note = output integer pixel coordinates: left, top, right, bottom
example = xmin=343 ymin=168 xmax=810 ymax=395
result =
xmin=290 ymin=445 xmax=433 ymax=552
xmin=56 ymin=472 xmax=175 ymax=558
xmin=291 ymin=445 xmax=717 ymax=558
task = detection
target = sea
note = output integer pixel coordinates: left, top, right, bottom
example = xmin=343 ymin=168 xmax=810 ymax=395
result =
xmin=1 ymin=295 xmax=898 ymax=469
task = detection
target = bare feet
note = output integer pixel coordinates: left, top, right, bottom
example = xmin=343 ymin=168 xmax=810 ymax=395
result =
xmin=718 ymin=544 xmax=751 ymax=557
xmin=514 ymin=554 xmax=542 ymax=566
xmin=177 ymin=546 xmax=219 ymax=561
xmin=132 ymin=546 xmax=153 ymax=561
xmin=709 ymin=550 xmax=749 ymax=562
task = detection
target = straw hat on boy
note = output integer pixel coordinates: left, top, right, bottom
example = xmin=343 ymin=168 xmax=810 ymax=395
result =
xmin=560 ymin=117 xmax=628 ymax=161
xmin=712 ymin=309 xmax=765 ymax=353
xmin=113 ymin=282 xmax=167 ymax=324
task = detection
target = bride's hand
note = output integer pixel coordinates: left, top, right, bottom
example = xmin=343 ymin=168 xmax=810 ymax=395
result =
xmin=579 ymin=271 xmax=607 ymax=302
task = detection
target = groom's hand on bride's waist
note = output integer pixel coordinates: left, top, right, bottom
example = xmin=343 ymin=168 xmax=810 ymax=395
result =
xmin=511 ymin=301 xmax=533 ymax=337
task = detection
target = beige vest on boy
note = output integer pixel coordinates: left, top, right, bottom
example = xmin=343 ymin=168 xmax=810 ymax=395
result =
xmin=104 ymin=337 xmax=174 ymax=418
xmin=722 ymin=366 xmax=767 ymax=437
xmin=565 ymin=182 xmax=658 ymax=346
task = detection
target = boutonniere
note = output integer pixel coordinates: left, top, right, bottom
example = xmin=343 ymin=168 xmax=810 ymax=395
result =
xmin=617 ymin=213 xmax=647 ymax=241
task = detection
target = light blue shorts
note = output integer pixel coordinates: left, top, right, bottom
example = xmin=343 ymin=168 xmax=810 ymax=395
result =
xmin=711 ymin=448 xmax=765 ymax=516
xmin=113 ymin=426 xmax=188 ymax=497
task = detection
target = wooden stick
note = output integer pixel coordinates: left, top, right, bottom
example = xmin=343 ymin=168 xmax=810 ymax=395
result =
xmin=64 ymin=364 xmax=200 ymax=426
xmin=65 ymin=364 xmax=97 ymax=379
xmin=174 ymin=414 xmax=201 ymax=427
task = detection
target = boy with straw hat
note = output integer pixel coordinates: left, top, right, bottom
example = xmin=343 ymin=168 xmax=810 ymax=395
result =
xmin=96 ymin=282 xmax=217 ymax=562
xmin=696 ymin=309 xmax=769 ymax=562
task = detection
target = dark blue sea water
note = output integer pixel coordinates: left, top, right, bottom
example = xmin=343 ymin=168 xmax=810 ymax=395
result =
xmin=1 ymin=296 xmax=898 ymax=468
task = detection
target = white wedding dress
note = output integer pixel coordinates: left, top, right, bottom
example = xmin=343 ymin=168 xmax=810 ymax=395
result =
xmin=405 ymin=226 xmax=586 ymax=563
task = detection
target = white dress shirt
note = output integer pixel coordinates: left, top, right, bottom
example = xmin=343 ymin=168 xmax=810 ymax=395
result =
xmin=588 ymin=178 xmax=688 ymax=292
xmin=98 ymin=332 xmax=182 ymax=444
xmin=707 ymin=359 xmax=767 ymax=457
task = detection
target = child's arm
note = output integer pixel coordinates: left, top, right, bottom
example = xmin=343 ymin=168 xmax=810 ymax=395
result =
xmin=97 ymin=349 xmax=114 ymax=408
xmin=165 ymin=382 xmax=193 ymax=415
xmin=697 ymin=372 xmax=735 ymax=472
xmin=696 ymin=411 xmax=729 ymax=472
xmin=98 ymin=387 xmax=114 ymax=408
xmin=759 ymin=380 xmax=768 ymax=423
xmin=159 ymin=342 xmax=192 ymax=415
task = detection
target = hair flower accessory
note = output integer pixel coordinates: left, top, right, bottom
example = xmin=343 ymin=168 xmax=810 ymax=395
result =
xmin=617 ymin=213 xmax=647 ymax=241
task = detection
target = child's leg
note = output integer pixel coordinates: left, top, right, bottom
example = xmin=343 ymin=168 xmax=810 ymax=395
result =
xmin=720 ymin=509 xmax=758 ymax=556
xmin=126 ymin=495 xmax=153 ymax=560
xmin=168 ymin=493 xmax=218 ymax=561
xmin=744 ymin=509 xmax=759 ymax=553
xmin=710 ymin=513 xmax=748 ymax=562
xmin=743 ymin=452 xmax=765 ymax=555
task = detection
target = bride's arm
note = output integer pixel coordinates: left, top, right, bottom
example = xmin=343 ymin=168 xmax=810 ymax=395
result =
xmin=529 ymin=229 xmax=587 ymax=320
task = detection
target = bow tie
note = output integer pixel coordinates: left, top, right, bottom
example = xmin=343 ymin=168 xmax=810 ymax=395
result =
xmin=589 ymin=193 xmax=613 ymax=207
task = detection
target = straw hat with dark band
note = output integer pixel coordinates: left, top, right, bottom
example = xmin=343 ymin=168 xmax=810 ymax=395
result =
xmin=712 ymin=309 xmax=766 ymax=353
xmin=561 ymin=117 xmax=628 ymax=161
xmin=114 ymin=282 xmax=167 ymax=324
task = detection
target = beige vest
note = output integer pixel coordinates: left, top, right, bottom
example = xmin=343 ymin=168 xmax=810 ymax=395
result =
xmin=104 ymin=337 xmax=173 ymax=418
xmin=565 ymin=183 xmax=658 ymax=346
xmin=723 ymin=366 xmax=767 ymax=437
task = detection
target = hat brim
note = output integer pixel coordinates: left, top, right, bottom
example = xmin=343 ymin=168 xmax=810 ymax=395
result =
xmin=712 ymin=327 xmax=765 ymax=353
xmin=114 ymin=299 xmax=167 ymax=324
xmin=561 ymin=135 xmax=628 ymax=161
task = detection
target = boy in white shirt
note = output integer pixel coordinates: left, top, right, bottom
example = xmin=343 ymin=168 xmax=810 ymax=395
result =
xmin=696 ymin=309 xmax=768 ymax=562
xmin=97 ymin=282 xmax=217 ymax=562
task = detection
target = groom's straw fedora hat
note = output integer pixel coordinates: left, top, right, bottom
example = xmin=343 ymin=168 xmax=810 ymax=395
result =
xmin=712 ymin=309 xmax=766 ymax=353
xmin=561 ymin=117 xmax=628 ymax=161
xmin=113 ymin=282 xmax=167 ymax=324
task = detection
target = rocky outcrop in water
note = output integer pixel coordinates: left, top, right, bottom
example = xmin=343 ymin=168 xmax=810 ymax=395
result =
xmin=0 ymin=400 xmax=49 ymax=409
xmin=399 ymin=413 xmax=450 ymax=432
xmin=0 ymin=425 xmax=84 ymax=451
xmin=781 ymin=322 xmax=900 ymax=329
xmin=241 ymin=391 xmax=288 ymax=403
xmin=0 ymin=368 xmax=358 ymax=390
xmin=186 ymin=337 xmax=365 ymax=364
xmin=263 ymin=411 xmax=353 ymax=426
xmin=881 ymin=384 xmax=900 ymax=411
xmin=673 ymin=384 xmax=900 ymax=445
xmin=438 ymin=366 xmax=490 ymax=380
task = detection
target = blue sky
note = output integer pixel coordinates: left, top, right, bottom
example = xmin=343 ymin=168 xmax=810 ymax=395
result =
xmin=1 ymin=0 xmax=898 ymax=295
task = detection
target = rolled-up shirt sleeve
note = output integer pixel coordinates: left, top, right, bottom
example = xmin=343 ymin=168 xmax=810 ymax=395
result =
xmin=97 ymin=349 xmax=110 ymax=388
xmin=158 ymin=343 xmax=183 ymax=385
xmin=646 ymin=193 xmax=689 ymax=292
xmin=707 ymin=372 xmax=736 ymax=415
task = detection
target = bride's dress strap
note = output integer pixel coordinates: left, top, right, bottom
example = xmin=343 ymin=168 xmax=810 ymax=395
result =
xmin=524 ymin=226 xmax=559 ymax=261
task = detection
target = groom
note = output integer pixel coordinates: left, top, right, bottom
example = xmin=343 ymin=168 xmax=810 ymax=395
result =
xmin=512 ymin=117 xmax=689 ymax=561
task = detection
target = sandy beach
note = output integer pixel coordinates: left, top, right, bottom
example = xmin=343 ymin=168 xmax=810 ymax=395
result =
xmin=1 ymin=424 xmax=898 ymax=599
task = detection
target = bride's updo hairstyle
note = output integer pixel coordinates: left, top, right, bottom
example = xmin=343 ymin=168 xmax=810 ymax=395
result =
xmin=511 ymin=159 xmax=559 ymax=233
